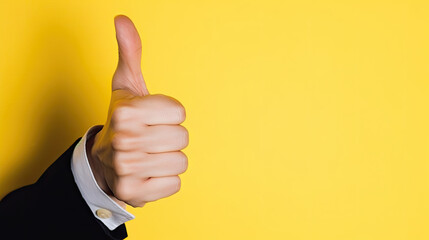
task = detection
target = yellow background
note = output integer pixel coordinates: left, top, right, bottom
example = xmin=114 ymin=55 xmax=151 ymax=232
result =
xmin=0 ymin=0 xmax=428 ymax=239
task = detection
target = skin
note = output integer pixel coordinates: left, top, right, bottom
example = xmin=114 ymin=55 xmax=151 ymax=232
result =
xmin=86 ymin=15 xmax=189 ymax=209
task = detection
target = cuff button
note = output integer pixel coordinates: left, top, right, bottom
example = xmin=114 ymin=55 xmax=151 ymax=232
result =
xmin=96 ymin=209 xmax=113 ymax=219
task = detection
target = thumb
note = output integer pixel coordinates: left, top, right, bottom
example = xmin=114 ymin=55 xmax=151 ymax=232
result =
xmin=112 ymin=15 xmax=149 ymax=96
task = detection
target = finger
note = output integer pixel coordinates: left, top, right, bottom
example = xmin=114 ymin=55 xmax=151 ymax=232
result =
xmin=139 ymin=176 xmax=181 ymax=202
xmin=132 ymin=94 xmax=186 ymax=125
xmin=112 ymin=15 xmax=149 ymax=96
xmin=112 ymin=125 xmax=189 ymax=153
xmin=110 ymin=95 xmax=186 ymax=131
xmin=112 ymin=151 xmax=188 ymax=178
xmin=121 ymin=176 xmax=181 ymax=206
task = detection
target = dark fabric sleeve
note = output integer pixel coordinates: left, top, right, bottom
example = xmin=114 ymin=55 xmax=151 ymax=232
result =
xmin=0 ymin=138 xmax=128 ymax=240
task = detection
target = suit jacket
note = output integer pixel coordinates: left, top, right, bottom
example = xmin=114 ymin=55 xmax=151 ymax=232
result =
xmin=0 ymin=138 xmax=128 ymax=240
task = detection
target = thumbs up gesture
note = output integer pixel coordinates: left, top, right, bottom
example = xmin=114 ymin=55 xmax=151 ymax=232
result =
xmin=88 ymin=15 xmax=189 ymax=208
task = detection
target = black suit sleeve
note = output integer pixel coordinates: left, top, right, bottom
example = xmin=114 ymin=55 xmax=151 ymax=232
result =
xmin=0 ymin=138 xmax=128 ymax=240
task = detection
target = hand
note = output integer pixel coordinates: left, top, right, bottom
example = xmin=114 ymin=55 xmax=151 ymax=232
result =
xmin=87 ymin=15 xmax=189 ymax=208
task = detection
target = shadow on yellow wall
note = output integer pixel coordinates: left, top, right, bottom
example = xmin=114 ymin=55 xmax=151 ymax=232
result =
xmin=0 ymin=16 xmax=100 ymax=198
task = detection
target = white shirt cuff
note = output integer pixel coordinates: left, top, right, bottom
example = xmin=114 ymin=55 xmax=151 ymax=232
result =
xmin=71 ymin=125 xmax=135 ymax=230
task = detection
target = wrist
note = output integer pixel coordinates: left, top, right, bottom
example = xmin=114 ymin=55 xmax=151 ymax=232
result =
xmin=86 ymin=130 xmax=109 ymax=193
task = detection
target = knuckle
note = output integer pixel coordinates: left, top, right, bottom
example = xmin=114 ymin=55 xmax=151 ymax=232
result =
xmin=166 ymin=95 xmax=186 ymax=123
xmin=112 ymin=154 xmax=128 ymax=176
xmin=111 ymin=106 xmax=130 ymax=128
xmin=177 ymin=152 xmax=188 ymax=173
xmin=146 ymin=94 xmax=186 ymax=124
xmin=112 ymin=181 xmax=133 ymax=202
xmin=175 ymin=105 xmax=186 ymax=123
xmin=171 ymin=176 xmax=182 ymax=193
xmin=179 ymin=126 xmax=189 ymax=149
xmin=111 ymin=133 xmax=127 ymax=150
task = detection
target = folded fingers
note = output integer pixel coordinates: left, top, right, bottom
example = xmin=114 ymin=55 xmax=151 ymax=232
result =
xmin=112 ymin=125 xmax=189 ymax=153
xmin=112 ymin=151 xmax=188 ymax=178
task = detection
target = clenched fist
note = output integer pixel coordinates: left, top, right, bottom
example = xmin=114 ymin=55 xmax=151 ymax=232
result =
xmin=87 ymin=15 xmax=189 ymax=208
